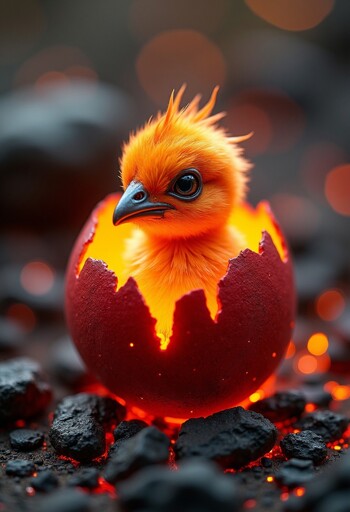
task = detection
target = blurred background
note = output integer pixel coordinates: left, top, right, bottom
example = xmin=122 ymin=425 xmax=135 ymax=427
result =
xmin=0 ymin=0 xmax=349 ymax=395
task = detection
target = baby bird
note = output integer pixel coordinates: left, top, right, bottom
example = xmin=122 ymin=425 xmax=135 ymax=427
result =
xmin=113 ymin=86 xmax=251 ymax=342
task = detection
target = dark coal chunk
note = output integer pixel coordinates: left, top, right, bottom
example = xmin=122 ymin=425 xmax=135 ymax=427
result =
xmin=37 ymin=488 xmax=92 ymax=512
xmin=301 ymin=386 xmax=332 ymax=408
xmin=114 ymin=420 xmax=149 ymax=442
xmin=9 ymin=429 xmax=44 ymax=451
xmin=0 ymin=358 xmax=52 ymax=423
xmin=49 ymin=393 xmax=125 ymax=462
xmin=104 ymin=426 xmax=170 ymax=484
xmin=6 ymin=459 xmax=36 ymax=477
xmin=31 ymin=470 xmax=59 ymax=492
xmin=118 ymin=458 xmax=242 ymax=512
xmin=174 ymin=406 xmax=277 ymax=469
xmin=295 ymin=410 xmax=349 ymax=442
xmin=285 ymin=448 xmax=350 ymax=512
xmin=249 ymin=390 xmax=306 ymax=422
xmin=275 ymin=458 xmax=314 ymax=488
xmin=280 ymin=431 xmax=327 ymax=465
xmin=68 ymin=468 xmax=99 ymax=489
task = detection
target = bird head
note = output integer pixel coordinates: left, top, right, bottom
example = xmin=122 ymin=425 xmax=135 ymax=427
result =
xmin=113 ymin=86 xmax=251 ymax=239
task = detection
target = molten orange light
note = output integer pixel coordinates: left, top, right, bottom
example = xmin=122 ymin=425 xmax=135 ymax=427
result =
xmin=307 ymin=333 xmax=329 ymax=356
xmin=294 ymin=487 xmax=305 ymax=497
xmin=325 ymin=164 xmax=350 ymax=216
xmin=249 ymin=389 xmax=265 ymax=403
xmin=316 ymin=289 xmax=345 ymax=321
xmin=78 ymin=196 xmax=286 ymax=349
xmin=285 ymin=340 xmax=296 ymax=359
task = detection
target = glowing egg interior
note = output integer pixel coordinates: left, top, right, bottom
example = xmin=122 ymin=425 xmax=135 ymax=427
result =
xmin=77 ymin=194 xmax=287 ymax=350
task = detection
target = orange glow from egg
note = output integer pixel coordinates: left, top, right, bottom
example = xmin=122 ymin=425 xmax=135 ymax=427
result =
xmin=78 ymin=196 xmax=286 ymax=349
xmin=316 ymin=289 xmax=345 ymax=321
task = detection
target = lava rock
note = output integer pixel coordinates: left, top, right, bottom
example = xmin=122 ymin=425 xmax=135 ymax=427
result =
xmin=49 ymin=393 xmax=126 ymax=462
xmin=68 ymin=468 xmax=100 ymax=489
xmin=249 ymin=390 xmax=306 ymax=422
xmin=110 ymin=419 xmax=149 ymax=457
xmin=285 ymin=448 xmax=350 ymax=512
xmin=280 ymin=430 xmax=327 ymax=465
xmin=104 ymin=426 xmax=170 ymax=483
xmin=118 ymin=458 xmax=242 ymax=512
xmin=301 ymin=386 xmax=332 ymax=408
xmin=9 ymin=429 xmax=44 ymax=451
xmin=295 ymin=410 xmax=349 ymax=442
xmin=174 ymin=406 xmax=277 ymax=469
xmin=6 ymin=459 xmax=36 ymax=477
xmin=37 ymin=488 xmax=92 ymax=512
xmin=31 ymin=470 xmax=59 ymax=492
xmin=114 ymin=420 xmax=149 ymax=442
xmin=275 ymin=458 xmax=315 ymax=488
xmin=0 ymin=358 xmax=52 ymax=423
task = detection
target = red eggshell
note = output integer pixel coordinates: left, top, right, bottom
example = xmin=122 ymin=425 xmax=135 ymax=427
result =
xmin=66 ymin=195 xmax=295 ymax=418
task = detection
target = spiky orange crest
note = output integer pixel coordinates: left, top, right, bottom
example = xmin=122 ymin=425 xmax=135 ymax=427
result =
xmin=120 ymin=86 xmax=252 ymax=219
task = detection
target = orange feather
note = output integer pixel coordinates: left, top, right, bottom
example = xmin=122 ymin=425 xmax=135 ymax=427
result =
xmin=119 ymin=87 xmax=251 ymax=341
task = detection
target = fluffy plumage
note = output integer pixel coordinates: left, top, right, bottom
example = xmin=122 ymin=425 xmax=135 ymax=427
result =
xmin=118 ymin=86 xmax=251 ymax=341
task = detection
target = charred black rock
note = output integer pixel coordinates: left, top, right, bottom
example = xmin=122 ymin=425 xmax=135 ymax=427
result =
xmin=295 ymin=410 xmax=349 ymax=442
xmin=118 ymin=458 xmax=242 ymax=512
xmin=285 ymin=449 xmax=350 ymax=512
xmin=174 ymin=406 xmax=277 ymax=469
xmin=49 ymin=393 xmax=125 ymax=462
xmin=9 ymin=429 xmax=45 ymax=451
xmin=31 ymin=470 xmax=59 ymax=492
xmin=104 ymin=426 xmax=170 ymax=484
xmin=249 ymin=390 xmax=306 ymax=422
xmin=275 ymin=458 xmax=315 ymax=488
xmin=68 ymin=467 xmax=100 ymax=489
xmin=37 ymin=488 xmax=92 ymax=512
xmin=0 ymin=358 xmax=52 ymax=423
xmin=6 ymin=459 xmax=36 ymax=477
xmin=114 ymin=420 xmax=149 ymax=442
xmin=49 ymin=336 xmax=90 ymax=388
xmin=280 ymin=430 xmax=327 ymax=465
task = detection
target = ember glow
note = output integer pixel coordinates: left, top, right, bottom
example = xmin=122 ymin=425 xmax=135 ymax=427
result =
xmin=20 ymin=261 xmax=55 ymax=296
xmin=77 ymin=195 xmax=286 ymax=346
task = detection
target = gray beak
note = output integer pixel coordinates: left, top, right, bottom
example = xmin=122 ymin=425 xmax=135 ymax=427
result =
xmin=113 ymin=181 xmax=175 ymax=226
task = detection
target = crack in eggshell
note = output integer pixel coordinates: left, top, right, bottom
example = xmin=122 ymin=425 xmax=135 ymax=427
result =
xmin=65 ymin=194 xmax=295 ymax=418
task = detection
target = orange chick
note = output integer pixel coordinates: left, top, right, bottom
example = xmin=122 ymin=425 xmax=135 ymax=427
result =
xmin=113 ymin=86 xmax=251 ymax=343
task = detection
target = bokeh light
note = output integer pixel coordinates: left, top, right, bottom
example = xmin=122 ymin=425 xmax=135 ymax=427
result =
xmin=325 ymin=164 xmax=350 ymax=216
xmin=20 ymin=261 xmax=55 ymax=296
xmin=300 ymin=142 xmax=347 ymax=199
xmin=14 ymin=46 xmax=97 ymax=89
xmin=136 ymin=30 xmax=226 ymax=105
xmin=316 ymin=289 xmax=346 ymax=321
xmin=307 ymin=332 xmax=329 ymax=356
xmin=226 ymin=89 xmax=304 ymax=155
xmin=0 ymin=0 xmax=45 ymax=65
xmin=295 ymin=351 xmax=330 ymax=374
xmin=6 ymin=303 xmax=36 ymax=332
xmin=245 ymin=0 xmax=335 ymax=32
xmin=129 ymin=0 xmax=229 ymax=40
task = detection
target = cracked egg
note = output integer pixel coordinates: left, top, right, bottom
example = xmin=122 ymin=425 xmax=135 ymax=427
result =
xmin=65 ymin=193 xmax=295 ymax=419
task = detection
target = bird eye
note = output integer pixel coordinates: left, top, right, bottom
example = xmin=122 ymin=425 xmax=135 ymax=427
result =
xmin=170 ymin=169 xmax=202 ymax=200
